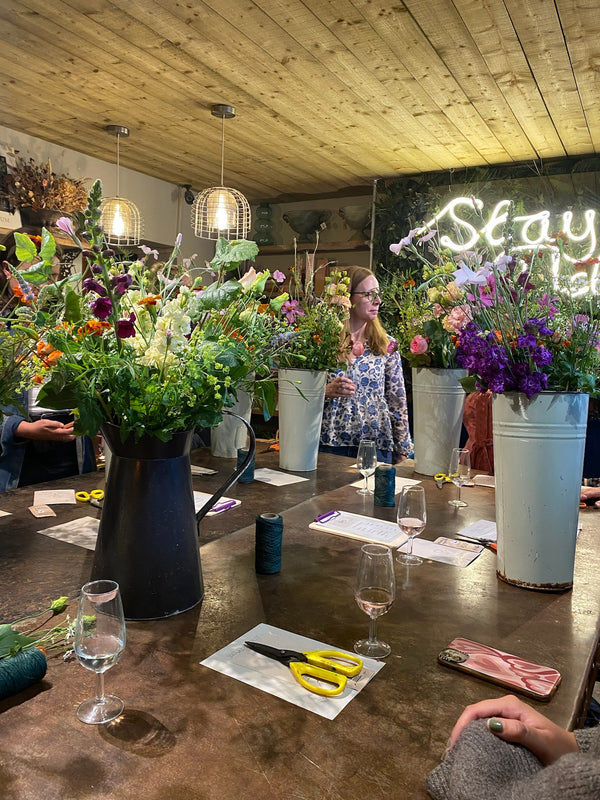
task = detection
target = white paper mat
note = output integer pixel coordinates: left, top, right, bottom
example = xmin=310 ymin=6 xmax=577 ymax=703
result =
xmin=200 ymin=623 xmax=384 ymax=719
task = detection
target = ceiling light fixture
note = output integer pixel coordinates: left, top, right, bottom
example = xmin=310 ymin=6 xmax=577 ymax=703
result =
xmin=192 ymin=104 xmax=251 ymax=240
xmin=99 ymin=125 xmax=142 ymax=247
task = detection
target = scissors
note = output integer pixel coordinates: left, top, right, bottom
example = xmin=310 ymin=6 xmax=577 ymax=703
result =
xmin=245 ymin=641 xmax=363 ymax=696
xmin=434 ymin=473 xmax=452 ymax=488
xmin=75 ymin=489 xmax=104 ymax=508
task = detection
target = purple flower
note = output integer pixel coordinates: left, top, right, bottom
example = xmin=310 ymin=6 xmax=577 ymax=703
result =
xmin=272 ymin=270 xmax=286 ymax=284
xmin=518 ymin=372 xmax=548 ymax=398
xmin=517 ymin=270 xmax=536 ymax=291
xmin=140 ymin=244 xmax=159 ymax=260
xmin=91 ymin=264 xmax=103 ymax=275
xmin=83 ymin=277 xmax=107 ymax=297
xmin=91 ymin=297 xmax=112 ymax=320
xmin=531 ymin=345 xmax=553 ymax=367
xmin=56 ymin=217 xmax=75 ymax=237
xmin=517 ymin=332 xmax=537 ymax=349
xmin=116 ymin=313 xmax=136 ymax=339
xmin=281 ymin=299 xmax=305 ymax=324
xmin=112 ymin=273 xmax=133 ymax=295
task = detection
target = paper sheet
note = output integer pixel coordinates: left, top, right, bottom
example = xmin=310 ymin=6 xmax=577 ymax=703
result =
xmin=253 ymin=468 xmax=309 ymax=486
xmin=397 ymin=537 xmax=482 ymax=567
xmin=0 ymin=509 xmax=11 ymax=518
xmin=457 ymin=519 xmax=497 ymax=542
xmin=37 ymin=516 xmax=99 ymax=550
xmin=473 ymin=474 xmax=495 ymax=488
xmin=33 ymin=489 xmax=77 ymax=506
xmin=193 ymin=492 xmax=240 ymax=515
xmin=191 ymin=465 xmax=218 ymax=476
xmin=200 ymin=623 xmax=384 ymax=719
xmin=309 ymin=510 xmax=408 ymax=547
xmin=350 ymin=475 xmax=422 ymax=493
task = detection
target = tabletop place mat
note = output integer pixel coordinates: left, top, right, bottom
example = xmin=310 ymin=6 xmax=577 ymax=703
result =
xmin=253 ymin=468 xmax=309 ymax=486
xmin=37 ymin=516 xmax=99 ymax=550
xmin=200 ymin=623 xmax=384 ymax=719
xmin=33 ymin=489 xmax=77 ymax=506
xmin=193 ymin=492 xmax=241 ymax=516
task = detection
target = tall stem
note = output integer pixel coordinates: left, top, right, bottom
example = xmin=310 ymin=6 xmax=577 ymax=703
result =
xmin=457 ymin=484 xmax=462 ymax=503
xmin=368 ymin=615 xmax=378 ymax=644
xmin=363 ymin=475 xmax=368 ymax=493
xmin=408 ymin=536 xmax=414 ymax=557
xmin=95 ymin=671 xmax=106 ymax=703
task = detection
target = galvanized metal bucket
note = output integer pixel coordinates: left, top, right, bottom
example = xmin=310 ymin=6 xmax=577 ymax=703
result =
xmin=278 ymin=368 xmax=326 ymax=471
xmin=493 ymin=391 xmax=588 ymax=591
xmin=412 ymin=367 xmax=467 ymax=476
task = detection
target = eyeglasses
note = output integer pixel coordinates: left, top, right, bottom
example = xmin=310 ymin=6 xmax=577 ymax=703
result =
xmin=352 ymin=290 xmax=382 ymax=303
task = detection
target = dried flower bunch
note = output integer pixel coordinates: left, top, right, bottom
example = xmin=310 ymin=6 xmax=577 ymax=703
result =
xmin=3 ymin=156 xmax=88 ymax=213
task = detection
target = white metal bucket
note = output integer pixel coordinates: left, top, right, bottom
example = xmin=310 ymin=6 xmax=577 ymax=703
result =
xmin=412 ymin=367 xmax=467 ymax=476
xmin=278 ymin=368 xmax=327 ymax=471
xmin=211 ymin=387 xmax=254 ymax=458
xmin=493 ymin=391 xmax=588 ymax=591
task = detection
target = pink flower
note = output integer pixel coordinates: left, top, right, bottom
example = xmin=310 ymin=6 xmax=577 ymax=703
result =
xmin=410 ymin=335 xmax=428 ymax=355
xmin=387 ymin=339 xmax=398 ymax=354
xmin=272 ymin=270 xmax=286 ymax=284
xmin=442 ymin=306 xmax=471 ymax=333
xmin=351 ymin=341 xmax=365 ymax=357
xmin=281 ymin=299 xmax=305 ymax=324
xmin=56 ymin=217 xmax=75 ymax=237
xmin=432 ymin=303 xmax=444 ymax=319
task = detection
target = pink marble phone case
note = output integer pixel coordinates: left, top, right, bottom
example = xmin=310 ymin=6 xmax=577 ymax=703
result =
xmin=438 ymin=637 xmax=561 ymax=700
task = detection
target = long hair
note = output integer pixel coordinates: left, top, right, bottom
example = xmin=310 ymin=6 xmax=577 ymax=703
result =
xmin=345 ymin=266 xmax=389 ymax=355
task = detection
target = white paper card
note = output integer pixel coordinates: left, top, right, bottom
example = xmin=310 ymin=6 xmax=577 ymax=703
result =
xmin=191 ymin=465 xmax=218 ymax=476
xmin=309 ymin=510 xmax=408 ymax=547
xmin=200 ymin=623 xmax=384 ymax=719
xmin=0 ymin=509 xmax=11 ymax=518
xmin=38 ymin=516 xmax=99 ymax=550
xmin=473 ymin=474 xmax=495 ymax=488
xmin=33 ymin=489 xmax=77 ymax=506
xmin=193 ymin=492 xmax=240 ymax=516
xmin=253 ymin=468 xmax=309 ymax=486
xmin=350 ymin=475 xmax=421 ymax=493
xmin=457 ymin=519 xmax=497 ymax=542
xmin=397 ymin=537 xmax=481 ymax=567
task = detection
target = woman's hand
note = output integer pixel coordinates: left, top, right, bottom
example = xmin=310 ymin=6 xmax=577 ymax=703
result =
xmin=448 ymin=694 xmax=579 ymax=765
xmin=325 ymin=376 xmax=356 ymax=399
xmin=16 ymin=419 xmax=76 ymax=443
xmin=580 ymin=487 xmax=600 ymax=508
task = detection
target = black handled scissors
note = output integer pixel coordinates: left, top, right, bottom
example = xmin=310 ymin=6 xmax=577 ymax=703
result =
xmin=245 ymin=641 xmax=363 ymax=696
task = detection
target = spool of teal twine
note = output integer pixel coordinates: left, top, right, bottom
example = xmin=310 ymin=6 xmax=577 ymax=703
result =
xmin=374 ymin=465 xmax=396 ymax=507
xmin=255 ymin=513 xmax=283 ymax=574
xmin=0 ymin=648 xmax=47 ymax=700
xmin=237 ymin=448 xmax=255 ymax=483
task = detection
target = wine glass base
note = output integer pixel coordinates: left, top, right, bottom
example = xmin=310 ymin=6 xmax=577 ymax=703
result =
xmin=77 ymin=694 xmax=124 ymax=725
xmin=356 ymin=488 xmax=374 ymax=495
xmin=354 ymin=638 xmax=391 ymax=658
xmin=396 ymin=553 xmax=423 ymax=566
xmin=448 ymin=499 xmax=468 ymax=507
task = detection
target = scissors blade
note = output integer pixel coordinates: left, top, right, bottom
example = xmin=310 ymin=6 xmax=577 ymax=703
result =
xmin=244 ymin=641 xmax=306 ymax=665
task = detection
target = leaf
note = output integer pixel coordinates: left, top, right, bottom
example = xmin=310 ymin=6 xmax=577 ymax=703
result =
xmin=255 ymin=380 xmax=276 ymax=420
xmin=269 ymin=293 xmax=289 ymax=313
xmin=18 ymin=262 xmax=53 ymax=284
xmin=459 ymin=375 xmax=478 ymax=393
xmin=39 ymin=228 xmax=57 ymax=262
xmin=64 ymin=287 xmax=83 ymax=324
xmin=37 ymin=380 xmax=81 ymax=410
xmin=0 ymin=624 xmax=36 ymax=658
xmin=193 ymin=280 xmax=241 ymax=312
xmin=14 ymin=232 xmax=38 ymax=263
xmin=209 ymin=238 xmax=259 ymax=272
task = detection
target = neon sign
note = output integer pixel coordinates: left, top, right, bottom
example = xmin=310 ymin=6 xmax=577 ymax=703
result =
xmin=420 ymin=197 xmax=599 ymax=296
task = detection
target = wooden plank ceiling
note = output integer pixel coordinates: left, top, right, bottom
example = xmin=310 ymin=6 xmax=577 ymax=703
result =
xmin=0 ymin=0 xmax=598 ymax=202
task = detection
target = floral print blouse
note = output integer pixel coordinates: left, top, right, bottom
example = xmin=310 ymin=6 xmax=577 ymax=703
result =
xmin=320 ymin=347 xmax=413 ymax=460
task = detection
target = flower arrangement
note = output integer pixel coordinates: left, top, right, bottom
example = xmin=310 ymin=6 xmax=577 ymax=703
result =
xmin=384 ymin=231 xmax=470 ymax=368
xmin=7 ymin=180 xmax=289 ymax=441
xmin=453 ymin=249 xmax=600 ymax=396
xmin=273 ymin=264 xmax=351 ymax=371
xmin=3 ymin=156 xmax=88 ymax=213
xmin=388 ymin=223 xmax=600 ymax=396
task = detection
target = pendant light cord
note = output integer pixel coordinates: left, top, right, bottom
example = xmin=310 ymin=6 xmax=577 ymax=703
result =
xmin=115 ymin=132 xmax=121 ymax=198
xmin=220 ymin=114 xmax=225 ymax=186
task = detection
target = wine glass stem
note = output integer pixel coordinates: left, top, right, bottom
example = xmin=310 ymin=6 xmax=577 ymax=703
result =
xmin=95 ymin=672 xmax=106 ymax=704
xmin=368 ymin=615 xmax=378 ymax=644
xmin=364 ymin=475 xmax=368 ymax=493
xmin=457 ymin=484 xmax=461 ymax=503
xmin=408 ymin=536 xmax=414 ymax=556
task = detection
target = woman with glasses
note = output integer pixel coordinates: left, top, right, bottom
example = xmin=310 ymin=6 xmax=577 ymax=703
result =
xmin=319 ymin=266 xmax=412 ymax=464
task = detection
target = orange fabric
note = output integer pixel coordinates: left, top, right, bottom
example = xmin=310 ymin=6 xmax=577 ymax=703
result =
xmin=463 ymin=391 xmax=494 ymax=474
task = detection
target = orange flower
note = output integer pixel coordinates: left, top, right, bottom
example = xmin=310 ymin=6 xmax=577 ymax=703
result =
xmin=12 ymin=285 xmax=31 ymax=305
xmin=137 ymin=294 xmax=161 ymax=306
xmin=37 ymin=340 xmax=54 ymax=357
xmin=403 ymin=279 xmax=415 ymax=288
xmin=78 ymin=319 xmax=111 ymax=336
xmin=46 ymin=349 xmax=63 ymax=365
xmin=32 ymin=374 xmax=44 ymax=385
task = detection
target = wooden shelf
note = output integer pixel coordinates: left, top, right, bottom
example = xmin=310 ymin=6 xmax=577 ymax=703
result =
xmin=258 ymin=240 xmax=369 ymax=255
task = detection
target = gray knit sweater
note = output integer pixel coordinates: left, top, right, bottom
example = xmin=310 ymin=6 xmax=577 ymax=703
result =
xmin=426 ymin=719 xmax=600 ymax=800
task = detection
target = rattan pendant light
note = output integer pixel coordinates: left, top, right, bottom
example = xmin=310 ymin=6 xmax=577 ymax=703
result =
xmin=99 ymin=125 xmax=142 ymax=247
xmin=192 ymin=104 xmax=251 ymax=240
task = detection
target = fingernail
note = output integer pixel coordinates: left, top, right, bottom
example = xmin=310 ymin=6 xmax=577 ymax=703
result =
xmin=488 ymin=719 xmax=503 ymax=733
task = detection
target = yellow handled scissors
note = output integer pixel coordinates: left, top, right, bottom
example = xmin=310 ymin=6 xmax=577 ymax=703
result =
xmin=75 ymin=489 xmax=104 ymax=507
xmin=434 ymin=473 xmax=452 ymax=488
xmin=245 ymin=641 xmax=363 ymax=696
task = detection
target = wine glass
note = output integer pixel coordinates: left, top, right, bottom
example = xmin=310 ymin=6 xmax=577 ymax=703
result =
xmin=354 ymin=543 xmax=396 ymax=658
xmin=356 ymin=439 xmax=377 ymax=495
xmin=74 ymin=580 xmax=126 ymax=725
xmin=396 ymin=485 xmax=426 ymax=566
xmin=448 ymin=448 xmax=471 ymax=508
